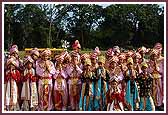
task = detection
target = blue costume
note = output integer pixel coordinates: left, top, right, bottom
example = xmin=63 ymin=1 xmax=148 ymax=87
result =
xmin=124 ymin=69 xmax=139 ymax=111
xmin=94 ymin=67 xmax=110 ymax=111
xmin=79 ymin=72 xmax=95 ymax=111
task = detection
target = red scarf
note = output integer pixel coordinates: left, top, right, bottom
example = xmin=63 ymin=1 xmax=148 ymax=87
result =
xmin=5 ymin=70 xmax=20 ymax=83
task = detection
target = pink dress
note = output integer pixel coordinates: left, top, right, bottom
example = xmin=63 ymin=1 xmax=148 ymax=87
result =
xmin=147 ymin=59 xmax=163 ymax=106
xmin=66 ymin=64 xmax=83 ymax=110
xmin=53 ymin=69 xmax=68 ymax=110
xmin=36 ymin=59 xmax=56 ymax=111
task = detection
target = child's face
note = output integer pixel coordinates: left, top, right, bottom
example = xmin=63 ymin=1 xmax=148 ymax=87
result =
xmin=110 ymin=62 xmax=117 ymax=69
xmin=142 ymin=66 xmax=147 ymax=73
xmin=150 ymin=54 xmax=157 ymax=61
xmin=27 ymin=62 xmax=32 ymax=69
xmin=119 ymin=58 xmax=124 ymax=63
xmin=63 ymin=58 xmax=71 ymax=65
xmin=73 ymin=48 xmax=80 ymax=53
xmin=127 ymin=63 xmax=133 ymax=69
xmin=32 ymin=54 xmax=38 ymax=61
xmin=8 ymin=64 xmax=15 ymax=70
xmin=134 ymin=57 xmax=139 ymax=63
xmin=98 ymin=62 xmax=104 ymax=67
xmin=42 ymin=54 xmax=49 ymax=61
xmin=72 ymin=57 xmax=78 ymax=65
xmin=57 ymin=60 xmax=61 ymax=65
xmin=81 ymin=59 xmax=85 ymax=65
xmin=91 ymin=58 xmax=96 ymax=64
xmin=85 ymin=65 xmax=91 ymax=70
xmin=111 ymin=81 xmax=118 ymax=88
xmin=11 ymin=52 xmax=18 ymax=59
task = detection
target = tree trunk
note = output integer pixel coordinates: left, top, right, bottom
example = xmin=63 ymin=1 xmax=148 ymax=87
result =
xmin=48 ymin=21 xmax=52 ymax=48
xmin=7 ymin=23 xmax=12 ymax=48
xmin=81 ymin=30 xmax=84 ymax=50
xmin=48 ymin=4 xmax=53 ymax=48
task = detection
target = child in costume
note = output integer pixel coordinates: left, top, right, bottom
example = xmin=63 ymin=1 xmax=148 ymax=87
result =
xmin=8 ymin=45 xmax=24 ymax=108
xmin=4 ymin=56 xmax=21 ymax=111
xmin=90 ymin=52 xmax=98 ymax=73
xmin=30 ymin=48 xmax=40 ymax=68
xmin=137 ymin=62 xmax=155 ymax=111
xmin=148 ymin=49 xmax=163 ymax=109
xmin=53 ymin=54 xmax=68 ymax=111
xmin=124 ymin=57 xmax=139 ymax=111
xmin=36 ymin=48 xmax=56 ymax=111
xmin=105 ymin=48 xmax=114 ymax=69
xmin=66 ymin=51 xmax=83 ymax=110
xmin=79 ymin=58 xmax=95 ymax=111
xmin=153 ymin=43 xmax=164 ymax=110
xmin=80 ymin=53 xmax=89 ymax=71
xmin=108 ymin=56 xmax=123 ymax=89
xmin=94 ymin=56 xmax=110 ymax=111
xmin=106 ymin=78 xmax=124 ymax=111
xmin=118 ymin=53 xmax=127 ymax=73
xmin=133 ymin=52 xmax=142 ymax=74
xmin=21 ymin=55 xmax=38 ymax=111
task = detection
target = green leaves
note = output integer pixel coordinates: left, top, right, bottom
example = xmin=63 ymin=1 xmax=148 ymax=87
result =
xmin=4 ymin=4 xmax=164 ymax=50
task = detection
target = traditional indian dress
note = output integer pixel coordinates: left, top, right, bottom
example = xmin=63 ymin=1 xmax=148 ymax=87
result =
xmin=36 ymin=59 xmax=56 ymax=111
xmin=5 ymin=69 xmax=21 ymax=111
xmin=137 ymin=72 xmax=155 ymax=111
xmin=21 ymin=68 xmax=38 ymax=111
xmin=148 ymin=60 xmax=163 ymax=107
xmin=79 ymin=71 xmax=95 ymax=111
xmin=134 ymin=63 xmax=142 ymax=74
xmin=53 ymin=69 xmax=68 ymax=111
xmin=66 ymin=64 xmax=83 ymax=110
xmin=94 ymin=66 xmax=110 ymax=111
xmin=124 ymin=69 xmax=139 ymax=111
xmin=109 ymin=66 xmax=124 ymax=89
xmin=106 ymin=86 xmax=124 ymax=111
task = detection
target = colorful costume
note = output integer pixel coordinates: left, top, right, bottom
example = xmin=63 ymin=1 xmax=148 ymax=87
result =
xmin=79 ymin=59 xmax=95 ymax=111
xmin=36 ymin=49 xmax=56 ymax=111
xmin=53 ymin=69 xmax=67 ymax=110
xmin=21 ymin=56 xmax=38 ymax=111
xmin=133 ymin=52 xmax=142 ymax=74
xmin=124 ymin=58 xmax=139 ymax=111
xmin=94 ymin=56 xmax=110 ymax=111
xmin=8 ymin=45 xmax=24 ymax=109
xmin=66 ymin=63 xmax=83 ymax=110
xmin=108 ymin=56 xmax=124 ymax=89
xmin=30 ymin=48 xmax=40 ymax=68
xmin=106 ymin=79 xmax=124 ymax=111
xmin=148 ymin=49 xmax=163 ymax=107
xmin=137 ymin=62 xmax=155 ymax=111
xmin=4 ymin=56 xmax=21 ymax=111
xmin=54 ymin=52 xmax=69 ymax=111
xmin=153 ymin=43 xmax=164 ymax=108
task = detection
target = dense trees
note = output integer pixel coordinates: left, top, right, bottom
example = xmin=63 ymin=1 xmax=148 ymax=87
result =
xmin=4 ymin=4 xmax=164 ymax=51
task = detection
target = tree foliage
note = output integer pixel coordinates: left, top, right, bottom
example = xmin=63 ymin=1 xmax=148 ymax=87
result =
xmin=4 ymin=4 xmax=164 ymax=50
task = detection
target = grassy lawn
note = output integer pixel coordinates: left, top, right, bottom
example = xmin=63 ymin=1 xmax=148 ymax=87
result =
xmin=18 ymin=50 xmax=106 ymax=59
xmin=6 ymin=50 xmax=164 ymax=60
xmin=19 ymin=51 xmax=26 ymax=59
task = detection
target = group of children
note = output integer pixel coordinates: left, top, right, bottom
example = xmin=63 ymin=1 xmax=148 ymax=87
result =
xmin=4 ymin=40 xmax=164 ymax=111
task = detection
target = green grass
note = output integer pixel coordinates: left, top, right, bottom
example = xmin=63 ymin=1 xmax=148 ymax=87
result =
xmin=19 ymin=51 xmax=26 ymax=59
xmin=18 ymin=50 xmax=106 ymax=59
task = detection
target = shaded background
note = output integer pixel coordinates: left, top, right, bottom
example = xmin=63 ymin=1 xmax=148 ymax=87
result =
xmin=4 ymin=3 xmax=164 ymax=51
